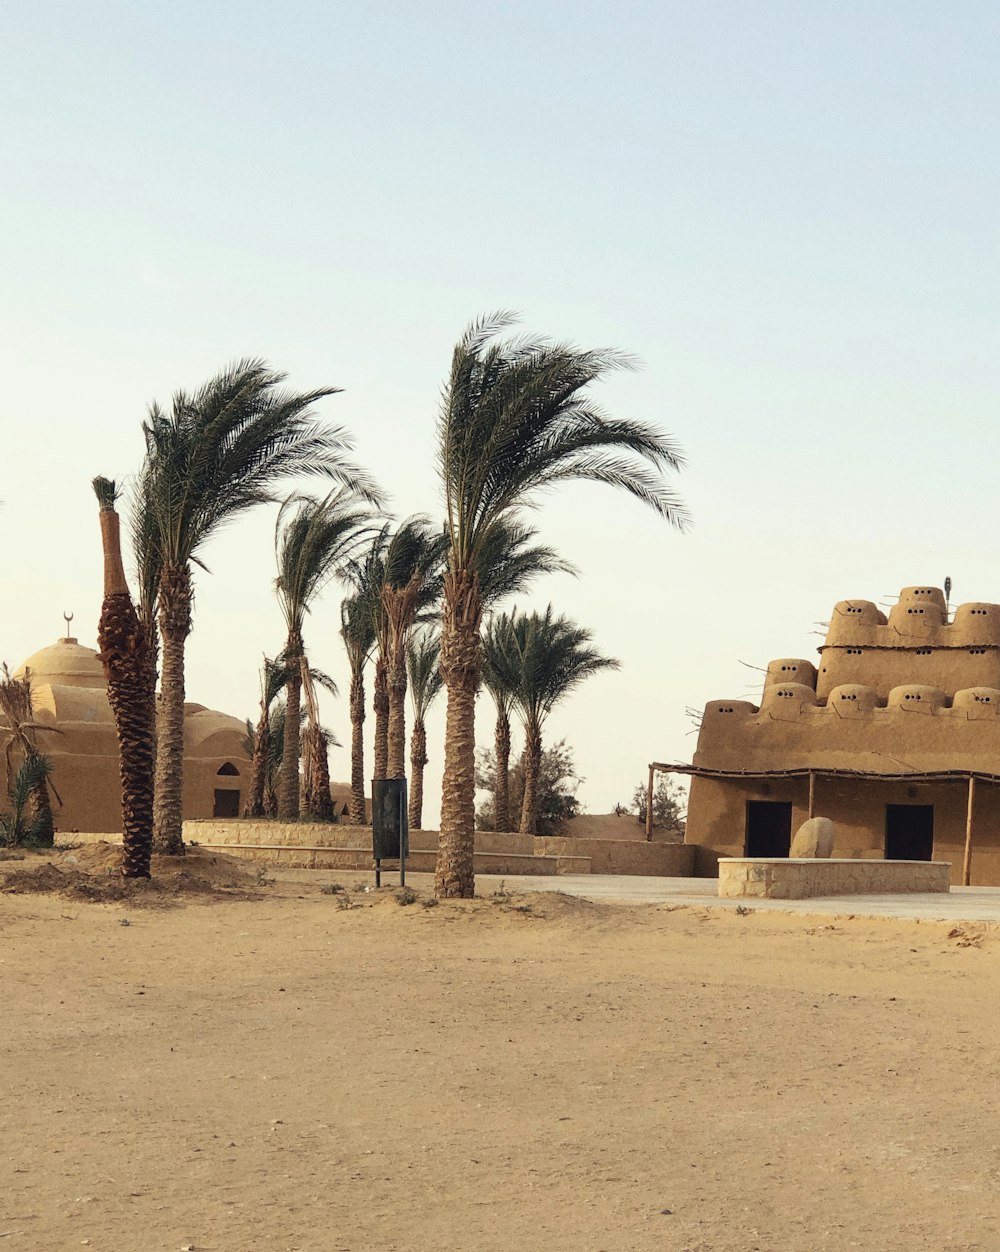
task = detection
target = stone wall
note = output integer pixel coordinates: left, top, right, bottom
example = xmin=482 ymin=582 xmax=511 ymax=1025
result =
xmin=718 ymin=857 xmax=951 ymax=899
xmin=183 ymin=820 xmax=695 ymax=877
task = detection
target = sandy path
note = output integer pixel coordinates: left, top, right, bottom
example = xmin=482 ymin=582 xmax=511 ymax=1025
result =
xmin=2 ymin=865 xmax=999 ymax=1251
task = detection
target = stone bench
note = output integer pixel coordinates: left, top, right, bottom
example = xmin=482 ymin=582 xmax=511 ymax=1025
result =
xmin=718 ymin=857 xmax=951 ymax=900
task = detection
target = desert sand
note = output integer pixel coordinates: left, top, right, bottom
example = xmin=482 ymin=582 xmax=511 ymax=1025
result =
xmin=2 ymin=845 xmax=999 ymax=1251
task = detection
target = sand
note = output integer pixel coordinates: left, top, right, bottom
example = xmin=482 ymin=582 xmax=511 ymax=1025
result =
xmin=2 ymin=846 xmax=999 ymax=1251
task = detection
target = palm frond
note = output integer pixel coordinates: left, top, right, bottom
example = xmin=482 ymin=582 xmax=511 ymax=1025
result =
xmin=407 ymin=629 xmax=444 ymax=719
xmin=274 ymin=488 xmax=375 ymax=635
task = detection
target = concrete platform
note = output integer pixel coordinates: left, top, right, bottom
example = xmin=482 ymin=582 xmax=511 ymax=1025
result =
xmin=465 ymin=874 xmax=1000 ymax=923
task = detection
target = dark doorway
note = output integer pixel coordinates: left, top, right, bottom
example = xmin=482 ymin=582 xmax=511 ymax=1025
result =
xmin=213 ymin=789 xmax=240 ymax=818
xmin=745 ymin=801 xmax=792 ymax=857
xmin=885 ymin=804 xmax=934 ymax=860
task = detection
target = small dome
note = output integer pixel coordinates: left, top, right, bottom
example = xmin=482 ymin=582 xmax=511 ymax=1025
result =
xmin=13 ymin=638 xmax=106 ymax=691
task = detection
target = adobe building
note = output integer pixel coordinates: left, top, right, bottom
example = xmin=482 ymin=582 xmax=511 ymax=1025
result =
xmin=674 ymin=586 xmax=1000 ymax=886
xmin=1 ymin=635 xmax=250 ymax=833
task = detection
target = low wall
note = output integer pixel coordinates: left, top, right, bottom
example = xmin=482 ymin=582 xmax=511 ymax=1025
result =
xmin=718 ymin=857 xmax=951 ymax=900
xmin=533 ymin=837 xmax=694 ymax=876
xmin=183 ymin=821 xmax=695 ymax=877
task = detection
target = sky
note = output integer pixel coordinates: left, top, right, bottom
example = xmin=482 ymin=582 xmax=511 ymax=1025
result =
xmin=2 ymin=1 xmax=998 ymax=822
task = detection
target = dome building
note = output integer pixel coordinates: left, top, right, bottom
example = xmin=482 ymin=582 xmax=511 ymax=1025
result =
xmin=2 ymin=634 xmax=250 ymax=832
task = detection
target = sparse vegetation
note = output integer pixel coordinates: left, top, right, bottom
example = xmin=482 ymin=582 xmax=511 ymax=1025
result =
xmin=629 ymin=777 xmax=687 ymax=833
xmin=476 ymin=739 xmax=583 ymax=833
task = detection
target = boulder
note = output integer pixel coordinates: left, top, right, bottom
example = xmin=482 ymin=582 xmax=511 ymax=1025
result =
xmin=790 ymin=816 xmax=835 ymax=859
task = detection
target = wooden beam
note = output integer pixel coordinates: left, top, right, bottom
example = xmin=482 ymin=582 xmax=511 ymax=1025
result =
xmin=963 ymin=774 xmax=976 ymax=887
xmin=808 ymin=771 xmax=816 ymax=819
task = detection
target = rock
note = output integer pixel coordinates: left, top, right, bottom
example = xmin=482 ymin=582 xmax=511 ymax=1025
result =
xmin=790 ymin=816 xmax=835 ymax=858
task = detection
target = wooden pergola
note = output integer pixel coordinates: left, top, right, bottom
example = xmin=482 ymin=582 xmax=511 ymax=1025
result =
xmin=646 ymin=760 xmax=997 ymax=885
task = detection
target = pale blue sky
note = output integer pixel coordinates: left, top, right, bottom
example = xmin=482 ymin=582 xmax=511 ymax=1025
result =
xmin=2 ymin=2 xmax=998 ymax=818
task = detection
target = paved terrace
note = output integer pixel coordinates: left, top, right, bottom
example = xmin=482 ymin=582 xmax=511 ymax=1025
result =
xmin=423 ymin=872 xmax=1000 ymax=923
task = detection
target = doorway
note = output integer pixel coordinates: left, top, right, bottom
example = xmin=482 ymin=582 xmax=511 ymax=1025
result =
xmin=213 ymin=789 xmax=240 ymax=818
xmin=885 ymin=804 xmax=934 ymax=860
xmin=745 ymin=801 xmax=792 ymax=857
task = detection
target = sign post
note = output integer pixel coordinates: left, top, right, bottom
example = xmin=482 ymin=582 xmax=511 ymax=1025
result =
xmin=372 ymin=778 xmax=408 ymax=887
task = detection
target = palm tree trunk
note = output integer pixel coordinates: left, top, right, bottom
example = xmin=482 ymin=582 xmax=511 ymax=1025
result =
xmin=386 ymin=653 xmax=408 ymax=779
xmin=244 ymin=710 xmax=269 ymax=818
xmin=310 ymin=730 xmax=334 ymax=821
xmin=408 ymin=717 xmax=427 ymax=831
xmin=519 ymin=722 xmax=543 ymax=835
xmin=349 ymin=669 xmax=367 ymax=824
xmin=436 ymin=570 xmax=481 ymax=897
xmin=278 ymin=632 xmax=303 ymax=819
xmin=494 ymin=711 xmax=511 ymax=833
xmin=153 ymin=563 xmax=192 ymax=856
xmin=96 ymin=506 xmax=155 ymax=875
xmin=373 ymin=657 xmax=389 ymax=781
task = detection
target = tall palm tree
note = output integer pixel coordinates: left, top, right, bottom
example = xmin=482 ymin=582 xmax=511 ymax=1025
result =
xmin=92 ymin=476 xmax=157 ymax=877
xmin=141 ymin=359 xmax=380 ymax=854
xmin=406 ymin=629 xmax=444 ymax=831
xmin=273 ymin=489 xmax=373 ymax=819
xmin=244 ymin=655 xmax=292 ymax=818
xmin=340 ymin=590 xmax=377 ymax=825
xmin=477 ymin=522 xmax=577 ymax=833
xmin=481 ymin=612 xmax=519 ymax=833
xmin=298 ymin=663 xmax=341 ymax=820
xmin=376 ymin=519 xmax=447 ymax=782
xmin=507 ymin=607 xmax=619 ymax=834
xmin=435 ymin=313 xmax=688 ymax=896
xmin=346 ymin=525 xmax=394 ymax=784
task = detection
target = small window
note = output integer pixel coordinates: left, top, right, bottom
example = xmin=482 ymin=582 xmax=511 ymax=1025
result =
xmin=217 ymin=762 xmax=240 ymax=777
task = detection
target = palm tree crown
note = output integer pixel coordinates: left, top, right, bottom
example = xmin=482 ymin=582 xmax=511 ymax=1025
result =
xmin=142 ymin=359 xmax=381 ymax=566
xmin=438 ymin=311 xmax=689 ymax=584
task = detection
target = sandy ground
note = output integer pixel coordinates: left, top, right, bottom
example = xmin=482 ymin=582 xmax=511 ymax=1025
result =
xmin=2 ymin=846 xmax=1000 ymax=1251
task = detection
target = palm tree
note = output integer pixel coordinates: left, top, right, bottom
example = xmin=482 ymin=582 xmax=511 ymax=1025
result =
xmin=91 ymin=476 xmax=157 ymax=877
xmin=0 ymin=665 xmax=60 ymax=847
xmin=340 ymin=590 xmax=377 ymax=825
xmin=507 ymin=607 xmax=619 ymax=834
xmin=375 ymin=519 xmax=447 ymax=782
xmin=273 ymin=489 xmax=373 ymax=819
xmin=244 ymin=655 xmax=292 ymax=818
xmin=481 ymin=612 xmax=519 ymax=833
xmin=406 ymin=629 xmax=444 ymax=831
xmin=298 ymin=664 xmax=341 ymax=820
xmin=140 ymin=358 xmax=380 ymax=854
xmin=1 ymin=755 xmax=54 ymax=847
xmin=477 ymin=523 xmax=576 ymax=833
xmin=435 ymin=313 xmax=688 ymax=896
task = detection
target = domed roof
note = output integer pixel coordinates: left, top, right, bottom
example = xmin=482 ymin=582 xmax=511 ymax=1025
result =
xmin=14 ymin=638 xmax=106 ymax=691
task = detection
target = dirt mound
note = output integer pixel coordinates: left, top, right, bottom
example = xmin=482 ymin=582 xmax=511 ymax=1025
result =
xmin=0 ymin=842 xmax=263 ymax=906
